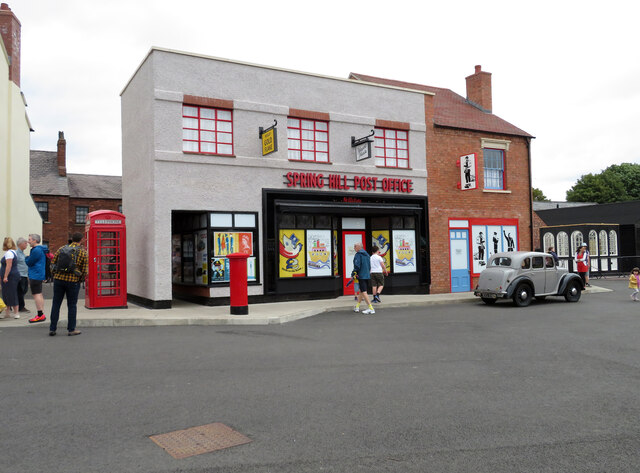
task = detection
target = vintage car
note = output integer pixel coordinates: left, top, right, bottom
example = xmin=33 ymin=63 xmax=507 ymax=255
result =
xmin=473 ymin=251 xmax=583 ymax=307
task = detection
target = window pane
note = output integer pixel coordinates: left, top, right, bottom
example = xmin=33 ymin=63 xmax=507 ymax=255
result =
xmin=217 ymin=110 xmax=232 ymax=121
xmin=217 ymin=121 xmax=232 ymax=132
xmin=200 ymin=119 xmax=215 ymax=131
xmin=316 ymin=141 xmax=328 ymax=152
xmin=316 ymin=121 xmax=328 ymax=131
xmin=183 ymin=105 xmax=198 ymax=117
xmin=218 ymin=144 xmax=233 ymax=154
xmin=375 ymin=157 xmax=385 ymax=166
xmin=183 ymin=141 xmax=198 ymax=152
xmin=201 ymin=131 xmax=215 ymax=141
xmin=387 ymin=148 xmax=396 ymax=158
xmin=288 ymin=139 xmax=300 ymax=150
xmin=288 ymin=128 xmax=300 ymax=139
xmin=302 ymin=151 xmax=315 ymax=160
xmin=218 ymin=132 xmax=232 ymax=143
xmin=302 ymin=130 xmax=314 ymax=140
xmin=183 ymin=117 xmax=198 ymax=129
xmin=234 ymin=214 xmax=256 ymax=227
xmin=211 ymin=213 xmax=232 ymax=227
xmin=201 ymin=142 xmax=216 ymax=153
xmin=288 ymin=150 xmax=301 ymax=160
xmin=287 ymin=118 xmax=299 ymax=128
xmin=200 ymin=108 xmax=215 ymax=119
xmin=397 ymin=149 xmax=408 ymax=158
xmin=183 ymin=129 xmax=198 ymax=140
xmin=386 ymin=158 xmax=397 ymax=167
xmin=397 ymin=131 xmax=407 ymax=140
xmin=316 ymin=152 xmax=329 ymax=162
xmin=315 ymin=131 xmax=327 ymax=141
xmin=301 ymin=120 xmax=314 ymax=130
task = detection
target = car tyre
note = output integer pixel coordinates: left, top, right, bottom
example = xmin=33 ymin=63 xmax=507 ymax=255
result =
xmin=564 ymin=280 xmax=582 ymax=302
xmin=513 ymin=283 xmax=533 ymax=307
xmin=481 ymin=297 xmax=497 ymax=305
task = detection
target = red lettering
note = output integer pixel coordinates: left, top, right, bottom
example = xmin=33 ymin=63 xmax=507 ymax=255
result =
xmin=317 ymin=173 xmax=324 ymax=188
xmin=371 ymin=177 xmax=378 ymax=191
xmin=407 ymin=180 xmax=413 ymax=193
xmin=286 ymin=172 xmax=294 ymax=187
xmin=354 ymin=176 xmax=361 ymax=190
xmin=293 ymin=172 xmax=301 ymax=187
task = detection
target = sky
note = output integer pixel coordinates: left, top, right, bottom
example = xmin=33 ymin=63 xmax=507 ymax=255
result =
xmin=14 ymin=0 xmax=640 ymax=201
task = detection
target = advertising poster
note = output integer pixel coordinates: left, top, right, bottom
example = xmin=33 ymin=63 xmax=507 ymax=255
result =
xmin=211 ymin=258 xmax=229 ymax=282
xmin=171 ymin=235 xmax=182 ymax=283
xmin=372 ymin=230 xmax=391 ymax=271
xmin=279 ymin=229 xmax=305 ymax=277
xmin=472 ymin=225 xmax=487 ymax=273
xmin=306 ymin=230 xmax=332 ymax=277
xmin=502 ymin=226 xmax=517 ymax=252
xmin=392 ymin=230 xmax=416 ymax=273
xmin=214 ymin=232 xmax=253 ymax=256
xmin=460 ymin=153 xmax=477 ymax=190
xmin=247 ymin=257 xmax=257 ymax=282
xmin=333 ymin=230 xmax=339 ymax=276
xmin=196 ymin=231 xmax=208 ymax=285
xmin=487 ymin=225 xmax=502 ymax=259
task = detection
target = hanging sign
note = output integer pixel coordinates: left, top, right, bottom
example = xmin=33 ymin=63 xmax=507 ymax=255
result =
xmin=259 ymin=120 xmax=278 ymax=156
xmin=458 ymin=153 xmax=477 ymax=190
xmin=351 ymin=130 xmax=375 ymax=162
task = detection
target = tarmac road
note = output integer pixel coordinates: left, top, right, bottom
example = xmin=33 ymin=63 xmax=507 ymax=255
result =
xmin=1 ymin=278 xmax=639 ymax=472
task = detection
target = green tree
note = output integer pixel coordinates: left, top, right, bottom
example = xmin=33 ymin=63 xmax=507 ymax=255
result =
xmin=566 ymin=163 xmax=640 ymax=203
xmin=532 ymin=187 xmax=550 ymax=201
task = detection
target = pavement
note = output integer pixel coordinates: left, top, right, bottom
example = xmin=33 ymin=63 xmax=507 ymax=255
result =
xmin=0 ymin=284 xmax=611 ymax=328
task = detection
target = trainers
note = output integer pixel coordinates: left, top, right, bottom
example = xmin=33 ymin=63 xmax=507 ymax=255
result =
xmin=353 ymin=306 xmax=360 ymax=313
xmin=13 ymin=314 xmax=20 ymax=319
xmin=49 ymin=331 xmax=56 ymax=336
xmin=362 ymin=308 xmax=375 ymax=315
xmin=68 ymin=330 xmax=82 ymax=336
xmin=28 ymin=314 xmax=46 ymax=323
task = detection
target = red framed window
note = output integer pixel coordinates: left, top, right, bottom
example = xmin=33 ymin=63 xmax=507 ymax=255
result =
xmin=287 ymin=118 xmax=329 ymax=163
xmin=374 ymin=128 xmax=409 ymax=168
xmin=182 ymin=105 xmax=233 ymax=155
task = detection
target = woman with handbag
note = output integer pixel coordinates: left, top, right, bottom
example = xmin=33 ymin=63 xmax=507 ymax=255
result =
xmin=1 ymin=237 xmax=21 ymax=319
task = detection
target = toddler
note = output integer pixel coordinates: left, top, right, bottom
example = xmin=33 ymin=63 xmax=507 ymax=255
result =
xmin=629 ymin=267 xmax=640 ymax=301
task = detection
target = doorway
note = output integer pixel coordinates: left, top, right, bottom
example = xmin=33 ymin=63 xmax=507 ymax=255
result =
xmin=450 ymin=229 xmax=470 ymax=292
xmin=342 ymin=231 xmax=365 ymax=295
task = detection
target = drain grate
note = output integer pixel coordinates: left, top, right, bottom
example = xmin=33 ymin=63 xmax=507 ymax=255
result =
xmin=149 ymin=422 xmax=251 ymax=459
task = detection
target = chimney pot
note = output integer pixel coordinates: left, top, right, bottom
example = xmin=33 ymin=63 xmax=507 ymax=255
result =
xmin=475 ymin=65 xmax=482 ymax=73
xmin=0 ymin=2 xmax=21 ymax=86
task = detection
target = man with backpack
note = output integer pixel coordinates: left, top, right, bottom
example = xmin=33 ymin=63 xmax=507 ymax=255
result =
xmin=48 ymin=232 xmax=88 ymax=337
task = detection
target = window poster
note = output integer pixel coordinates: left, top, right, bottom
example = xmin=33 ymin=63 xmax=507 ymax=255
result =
xmin=306 ymin=230 xmax=331 ymax=277
xmin=214 ymin=232 xmax=253 ymax=257
xmin=392 ymin=230 xmax=416 ymax=273
xmin=460 ymin=153 xmax=477 ymax=190
xmin=473 ymin=224 xmax=519 ymax=274
xmin=372 ymin=230 xmax=391 ymax=271
xmin=472 ymin=225 xmax=487 ymax=273
xmin=279 ymin=229 xmax=305 ymax=277
xmin=171 ymin=235 xmax=182 ymax=283
xmin=502 ymin=226 xmax=517 ymax=252
xmin=247 ymin=257 xmax=256 ymax=282
xmin=333 ymin=230 xmax=339 ymax=276
xmin=211 ymin=257 xmax=229 ymax=282
xmin=196 ymin=231 xmax=208 ymax=285
xmin=487 ymin=225 xmax=502 ymax=259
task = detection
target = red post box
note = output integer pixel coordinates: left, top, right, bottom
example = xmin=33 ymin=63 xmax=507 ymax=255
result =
xmin=85 ymin=210 xmax=127 ymax=309
xmin=227 ymin=252 xmax=248 ymax=315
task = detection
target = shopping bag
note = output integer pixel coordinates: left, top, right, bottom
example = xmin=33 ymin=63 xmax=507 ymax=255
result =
xmin=0 ymin=296 xmax=6 ymax=313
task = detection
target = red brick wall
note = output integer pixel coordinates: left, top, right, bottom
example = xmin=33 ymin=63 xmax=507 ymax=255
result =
xmin=425 ymin=96 xmax=533 ymax=293
xmin=32 ymin=195 xmax=121 ymax=252
xmin=532 ymin=211 xmax=547 ymax=251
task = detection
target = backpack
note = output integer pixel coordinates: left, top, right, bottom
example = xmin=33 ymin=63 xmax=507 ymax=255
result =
xmin=53 ymin=245 xmax=81 ymax=277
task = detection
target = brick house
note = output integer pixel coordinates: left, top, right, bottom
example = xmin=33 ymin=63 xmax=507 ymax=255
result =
xmin=30 ymin=132 xmax=122 ymax=252
xmin=351 ymin=67 xmax=534 ymax=293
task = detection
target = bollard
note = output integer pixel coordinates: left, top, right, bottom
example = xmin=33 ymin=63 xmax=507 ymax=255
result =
xmin=227 ymin=253 xmax=249 ymax=315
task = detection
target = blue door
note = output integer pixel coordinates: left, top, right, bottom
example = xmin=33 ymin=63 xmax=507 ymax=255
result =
xmin=450 ymin=230 xmax=470 ymax=292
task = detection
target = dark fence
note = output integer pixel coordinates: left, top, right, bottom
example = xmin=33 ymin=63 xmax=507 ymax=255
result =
xmin=558 ymin=256 xmax=640 ymax=278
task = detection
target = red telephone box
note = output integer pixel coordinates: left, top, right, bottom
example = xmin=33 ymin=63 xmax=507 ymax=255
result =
xmin=85 ymin=210 xmax=127 ymax=309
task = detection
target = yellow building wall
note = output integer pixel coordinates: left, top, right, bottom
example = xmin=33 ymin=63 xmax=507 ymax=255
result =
xmin=0 ymin=42 xmax=42 ymax=242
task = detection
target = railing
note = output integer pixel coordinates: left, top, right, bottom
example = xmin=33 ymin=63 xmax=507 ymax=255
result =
xmin=557 ymin=256 xmax=640 ymax=278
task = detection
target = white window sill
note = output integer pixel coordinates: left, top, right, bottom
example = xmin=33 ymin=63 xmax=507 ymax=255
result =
xmin=483 ymin=189 xmax=511 ymax=194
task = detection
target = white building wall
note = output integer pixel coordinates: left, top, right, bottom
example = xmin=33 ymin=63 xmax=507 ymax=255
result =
xmin=122 ymin=48 xmax=429 ymax=304
xmin=0 ymin=42 xmax=42 ymax=242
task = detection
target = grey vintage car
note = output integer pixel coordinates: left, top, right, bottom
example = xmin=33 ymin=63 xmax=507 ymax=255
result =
xmin=473 ymin=251 xmax=583 ymax=307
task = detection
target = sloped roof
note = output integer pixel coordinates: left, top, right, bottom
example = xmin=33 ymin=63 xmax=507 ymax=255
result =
xmin=30 ymin=150 xmax=69 ymax=195
xmin=30 ymin=150 xmax=121 ymax=199
xmin=536 ymin=200 xmax=640 ymax=226
xmin=349 ymin=73 xmax=533 ymax=138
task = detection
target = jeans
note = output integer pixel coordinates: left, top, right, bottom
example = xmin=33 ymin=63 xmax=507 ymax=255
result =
xmin=18 ymin=277 xmax=28 ymax=310
xmin=49 ymin=279 xmax=81 ymax=332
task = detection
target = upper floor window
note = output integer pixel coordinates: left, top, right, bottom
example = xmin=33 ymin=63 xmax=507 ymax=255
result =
xmin=374 ymin=128 xmax=409 ymax=168
xmin=75 ymin=206 xmax=89 ymax=224
xmin=483 ymin=148 xmax=504 ymax=190
xmin=287 ymin=118 xmax=329 ymax=163
xmin=182 ymin=105 xmax=233 ymax=155
xmin=35 ymin=202 xmax=49 ymax=222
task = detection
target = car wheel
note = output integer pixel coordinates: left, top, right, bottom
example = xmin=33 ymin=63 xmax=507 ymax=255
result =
xmin=564 ymin=280 xmax=582 ymax=302
xmin=481 ymin=297 xmax=497 ymax=305
xmin=513 ymin=283 xmax=533 ymax=307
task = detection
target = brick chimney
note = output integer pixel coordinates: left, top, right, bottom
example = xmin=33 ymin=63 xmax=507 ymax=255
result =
xmin=0 ymin=3 xmax=21 ymax=87
xmin=57 ymin=131 xmax=67 ymax=177
xmin=465 ymin=65 xmax=492 ymax=113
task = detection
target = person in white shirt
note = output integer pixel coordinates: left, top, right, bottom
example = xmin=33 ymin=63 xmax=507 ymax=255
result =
xmin=370 ymin=245 xmax=389 ymax=303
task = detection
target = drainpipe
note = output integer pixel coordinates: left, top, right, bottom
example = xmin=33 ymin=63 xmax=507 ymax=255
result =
xmin=527 ymin=137 xmax=534 ymax=250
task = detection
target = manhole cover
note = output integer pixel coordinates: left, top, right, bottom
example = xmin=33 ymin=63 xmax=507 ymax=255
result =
xmin=149 ymin=422 xmax=251 ymax=459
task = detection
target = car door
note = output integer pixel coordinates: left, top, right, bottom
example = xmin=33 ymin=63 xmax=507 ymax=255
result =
xmin=530 ymin=256 xmax=546 ymax=294
xmin=544 ymin=255 xmax=560 ymax=293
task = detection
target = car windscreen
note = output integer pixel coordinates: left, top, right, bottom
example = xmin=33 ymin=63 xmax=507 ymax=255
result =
xmin=490 ymin=257 xmax=512 ymax=267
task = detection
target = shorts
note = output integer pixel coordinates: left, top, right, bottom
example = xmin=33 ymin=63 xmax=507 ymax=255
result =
xmin=371 ymin=272 xmax=385 ymax=287
xmin=357 ymin=278 xmax=369 ymax=293
xmin=30 ymin=279 xmax=43 ymax=295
